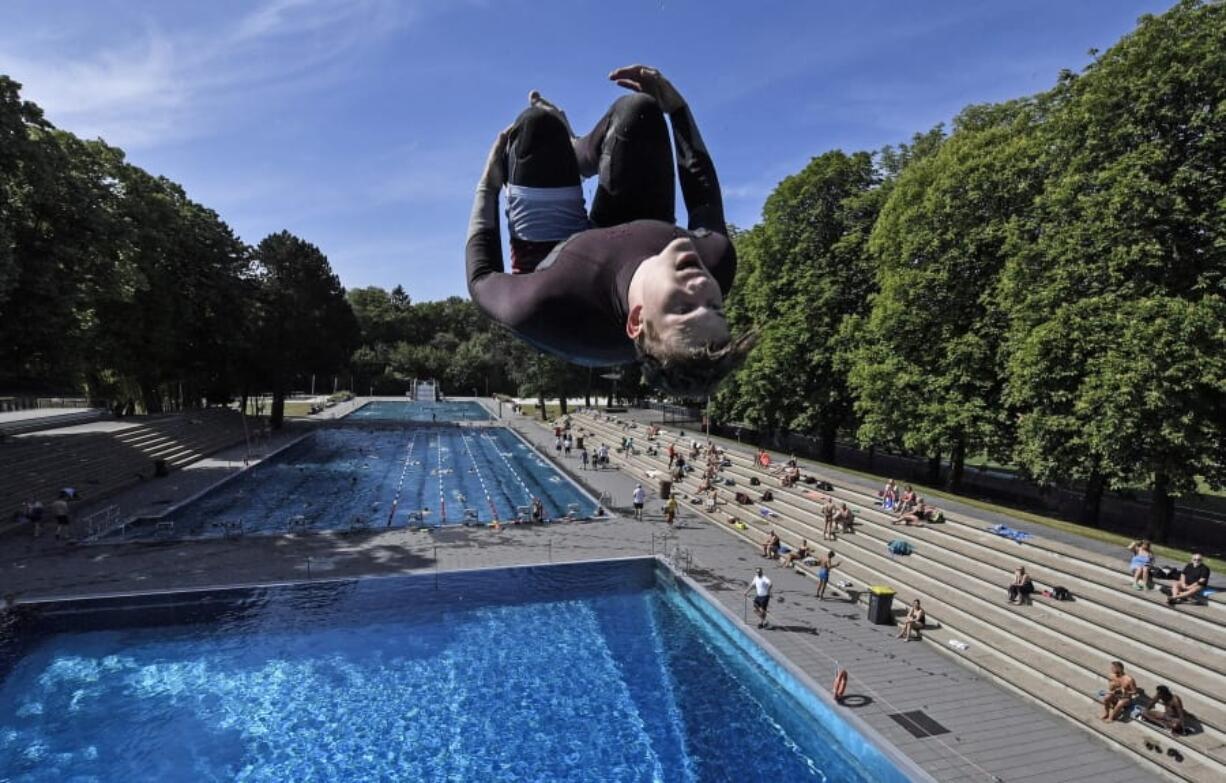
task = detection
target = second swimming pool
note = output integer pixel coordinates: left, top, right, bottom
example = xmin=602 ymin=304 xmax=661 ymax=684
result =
xmin=106 ymin=426 xmax=598 ymax=540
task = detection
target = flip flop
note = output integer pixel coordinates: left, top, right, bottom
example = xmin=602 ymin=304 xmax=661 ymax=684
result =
xmin=1167 ymin=748 xmax=1183 ymax=762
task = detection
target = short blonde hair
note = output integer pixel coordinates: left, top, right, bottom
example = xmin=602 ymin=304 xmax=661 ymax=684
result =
xmin=634 ymin=324 xmax=756 ymax=397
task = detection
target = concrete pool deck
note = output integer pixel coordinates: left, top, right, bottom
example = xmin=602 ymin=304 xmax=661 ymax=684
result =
xmin=0 ymin=407 xmax=1151 ymax=783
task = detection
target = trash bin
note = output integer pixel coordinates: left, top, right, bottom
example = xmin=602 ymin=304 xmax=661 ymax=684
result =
xmin=867 ymin=585 xmax=896 ymax=625
xmin=575 ymin=436 xmax=584 ymax=450
xmin=658 ymin=479 xmax=672 ymax=499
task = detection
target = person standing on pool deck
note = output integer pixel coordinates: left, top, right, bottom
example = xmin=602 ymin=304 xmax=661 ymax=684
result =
xmin=745 ymin=568 xmax=772 ymax=629
xmin=632 ymin=483 xmax=646 ymax=520
xmin=466 ymin=65 xmax=754 ymax=396
xmin=51 ymin=493 xmax=70 ymax=541
xmin=815 ymin=550 xmax=840 ymax=601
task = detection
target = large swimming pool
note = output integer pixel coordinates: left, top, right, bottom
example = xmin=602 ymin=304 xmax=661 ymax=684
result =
xmin=345 ymin=400 xmax=491 ymax=422
xmin=108 ymin=426 xmax=597 ymax=540
xmin=0 ymin=560 xmax=916 ymax=782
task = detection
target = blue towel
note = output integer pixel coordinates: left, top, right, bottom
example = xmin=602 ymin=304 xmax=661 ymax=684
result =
xmin=986 ymin=524 xmax=1031 ymax=543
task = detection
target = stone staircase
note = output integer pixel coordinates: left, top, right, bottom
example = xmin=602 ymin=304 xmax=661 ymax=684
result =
xmin=571 ymin=411 xmax=1226 ymax=782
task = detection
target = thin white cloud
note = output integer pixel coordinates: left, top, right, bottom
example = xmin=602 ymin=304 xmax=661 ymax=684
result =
xmin=0 ymin=0 xmax=411 ymax=149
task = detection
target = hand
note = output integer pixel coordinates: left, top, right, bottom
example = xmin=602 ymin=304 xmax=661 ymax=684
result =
xmin=479 ymin=125 xmax=511 ymax=189
xmin=608 ymin=64 xmax=685 ymax=113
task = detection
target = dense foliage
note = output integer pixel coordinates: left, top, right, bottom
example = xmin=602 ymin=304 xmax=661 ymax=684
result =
xmin=714 ymin=0 xmax=1226 ymax=540
xmin=3 ymin=1 xmax=1223 ymax=537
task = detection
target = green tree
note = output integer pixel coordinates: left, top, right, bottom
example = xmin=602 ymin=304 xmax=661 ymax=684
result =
xmin=849 ymin=100 xmax=1044 ymax=488
xmin=716 ymin=152 xmax=880 ymax=460
xmin=1001 ymin=0 xmax=1226 ymax=539
xmin=251 ymin=231 xmax=360 ymax=427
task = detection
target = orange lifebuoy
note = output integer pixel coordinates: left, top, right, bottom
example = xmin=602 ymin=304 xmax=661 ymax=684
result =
xmin=833 ymin=669 xmax=848 ymax=702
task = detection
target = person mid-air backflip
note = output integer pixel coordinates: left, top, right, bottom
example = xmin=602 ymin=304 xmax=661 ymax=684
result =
xmin=466 ymin=65 xmax=752 ymax=396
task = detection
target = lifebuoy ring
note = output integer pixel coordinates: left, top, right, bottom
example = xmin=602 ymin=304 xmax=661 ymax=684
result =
xmin=833 ymin=669 xmax=848 ymax=702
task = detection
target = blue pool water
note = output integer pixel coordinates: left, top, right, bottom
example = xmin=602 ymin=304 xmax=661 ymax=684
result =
xmin=110 ymin=427 xmax=596 ymax=540
xmin=345 ymin=400 xmax=491 ymax=422
xmin=0 ymin=561 xmax=902 ymax=782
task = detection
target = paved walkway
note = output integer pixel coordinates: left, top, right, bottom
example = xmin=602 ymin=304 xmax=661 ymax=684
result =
xmin=0 ymin=409 xmax=1154 ymax=783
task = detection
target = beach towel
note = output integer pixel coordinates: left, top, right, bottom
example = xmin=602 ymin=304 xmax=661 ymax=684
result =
xmin=986 ymin=524 xmax=1031 ymax=543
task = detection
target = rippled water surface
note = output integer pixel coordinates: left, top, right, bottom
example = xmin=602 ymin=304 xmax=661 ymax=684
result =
xmin=0 ymin=567 xmax=874 ymax=782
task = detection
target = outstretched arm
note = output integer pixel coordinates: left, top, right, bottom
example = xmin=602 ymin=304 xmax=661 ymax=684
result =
xmin=609 ymin=65 xmax=726 ymax=234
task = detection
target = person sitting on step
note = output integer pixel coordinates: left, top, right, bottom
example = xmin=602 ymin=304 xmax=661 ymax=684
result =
xmin=1007 ymin=565 xmax=1035 ymax=605
xmin=897 ymin=599 xmax=926 ymax=641
xmin=781 ymin=538 xmax=809 ymax=568
xmin=1141 ymin=685 xmax=1186 ymax=735
xmin=1129 ymin=539 xmax=1156 ymax=591
xmin=1166 ymin=553 xmax=1210 ymax=607
xmin=762 ymin=530 xmax=781 ymax=559
xmin=1100 ymin=661 xmax=1138 ymax=722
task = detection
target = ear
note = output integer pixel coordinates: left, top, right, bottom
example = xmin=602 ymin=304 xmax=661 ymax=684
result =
xmin=626 ymin=303 xmax=644 ymax=339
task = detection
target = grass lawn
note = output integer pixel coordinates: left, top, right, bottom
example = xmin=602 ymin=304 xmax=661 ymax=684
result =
xmin=518 ymin=403 xmax=567 ymax=421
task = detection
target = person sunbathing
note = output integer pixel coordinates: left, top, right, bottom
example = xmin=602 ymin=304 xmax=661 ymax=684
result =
xmin=1128 ymin=539 xmax=1156 ymax=591
xmin=894 ymin=500 xmax=929 ymax=527
xmin=835 ymin=503 xmax=855 ymax=534
xmin=898 ymin=485 xmax=917 ymax=513
xmin=781 ymin=539 xmax=810 ymax=567
xmin=1142 ymin=685 xmax=1186 ymax=734
xmin=466 ymin=65 xmax=752 ymax=396
xmin=1007 ymin=566 xmax=1035 ymax=605
xmin=1100 ymin=661 xmax=1138 ymax=722
xmin=762 ymin=530 xmax=781 ymax=559
xmin=897 ymin=599 xmax=926 ymax=641
xmin=1167 ymin=554 xmax=1210 ymax=607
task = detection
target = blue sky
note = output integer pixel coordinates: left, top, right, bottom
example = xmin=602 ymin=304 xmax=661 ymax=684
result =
xmin=2 ymin=0 xmax=1172 ymax=301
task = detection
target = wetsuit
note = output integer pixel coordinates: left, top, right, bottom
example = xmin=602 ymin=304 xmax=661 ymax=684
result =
xmin=466 ymin=93 xmax=736 ymax=367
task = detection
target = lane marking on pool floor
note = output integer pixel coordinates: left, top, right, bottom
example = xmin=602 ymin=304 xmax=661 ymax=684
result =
xmin=482 ymin=431 xmax=534 ymax=507
xmin=459 ymin=430 xmax=499 ymax=522
xmin=387 ymin=429 xmax=419 ymax=527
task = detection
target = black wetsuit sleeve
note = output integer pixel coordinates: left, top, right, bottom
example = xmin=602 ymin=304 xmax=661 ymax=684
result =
xmin=465 ymin=183 xmax=516 ymax=325
xmin=669 ymin=104 xmax=725 ymax=234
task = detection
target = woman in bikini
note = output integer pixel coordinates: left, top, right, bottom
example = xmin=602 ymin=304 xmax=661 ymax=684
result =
xmin=897 ymin=599 xmax=926 ymax=641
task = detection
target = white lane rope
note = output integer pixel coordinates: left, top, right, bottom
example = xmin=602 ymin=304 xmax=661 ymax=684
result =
xmin=386 ymin=429 xmax=419 ymax=527
xmin=436 ymin=430 xmax=447 ymax=524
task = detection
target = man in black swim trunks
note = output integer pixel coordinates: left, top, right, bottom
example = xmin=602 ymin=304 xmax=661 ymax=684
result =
xmin=467 ymin=65 xmax=752 ymax=395
xmin=745 ymin=567 xmax=772 ymax=628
